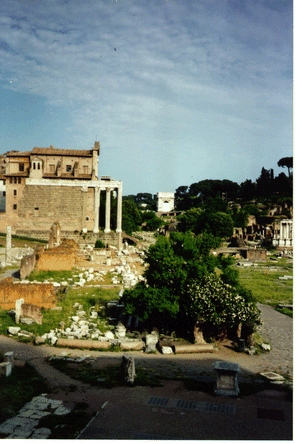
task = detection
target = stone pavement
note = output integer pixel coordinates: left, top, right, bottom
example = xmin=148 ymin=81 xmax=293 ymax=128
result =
xmin=0 ymin=394 xmax=71 ymax=439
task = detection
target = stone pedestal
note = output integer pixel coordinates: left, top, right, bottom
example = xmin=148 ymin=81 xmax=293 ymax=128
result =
xmin=120 ymin=354 xmax=135 ymax=385
xmin=214 ymin=361 xmax=240 ymax=397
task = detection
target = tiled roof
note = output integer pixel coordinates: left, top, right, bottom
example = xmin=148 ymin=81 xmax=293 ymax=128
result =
xmin=32 ymin=148 xmax=93 ymax=157
xmin=6 ymin=151 xmax=31 ymax=157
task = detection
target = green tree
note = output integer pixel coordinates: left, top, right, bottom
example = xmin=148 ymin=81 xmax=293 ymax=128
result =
xmin=277 ymin=157 xmax=293 ymax=181
xmin=122 ymin=200 xmax=141 ymax=234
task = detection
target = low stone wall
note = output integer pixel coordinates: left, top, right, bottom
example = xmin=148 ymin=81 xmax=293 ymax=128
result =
xmin=16 ymin=229 xmax=121 ymax=248
xmin=36 ymin=250 xmax=76 ymax=272
xmin=0 ymin=282 xmax=56 ymax=310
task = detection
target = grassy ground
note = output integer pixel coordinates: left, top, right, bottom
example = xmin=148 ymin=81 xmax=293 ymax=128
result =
xmin=237 ymin=256 xmax=293 ymax=315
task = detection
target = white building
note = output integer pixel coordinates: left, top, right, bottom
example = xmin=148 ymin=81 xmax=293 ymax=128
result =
xmin=157 ymin=192 xmax=175 ymax=213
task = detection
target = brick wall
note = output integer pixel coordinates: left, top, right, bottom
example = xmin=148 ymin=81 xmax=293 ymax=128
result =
xmin=0 ymin=283 xmax=56 ymax=310
xmin=36 ymin=250 xmax=76 ymax=271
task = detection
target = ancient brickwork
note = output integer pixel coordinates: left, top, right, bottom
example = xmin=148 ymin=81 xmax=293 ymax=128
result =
xmin=0 ymin=283 xmax=56 ymax=310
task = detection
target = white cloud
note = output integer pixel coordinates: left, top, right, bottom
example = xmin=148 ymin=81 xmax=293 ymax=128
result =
xmin=0 ymin=0 xmax=292 ymax=193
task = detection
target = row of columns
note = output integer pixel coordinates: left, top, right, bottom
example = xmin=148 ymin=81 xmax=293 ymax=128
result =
xmin=93 ymin=185 xmax=122 ymax=234
xmin=279 ymin=220 xmax=293 ymax=240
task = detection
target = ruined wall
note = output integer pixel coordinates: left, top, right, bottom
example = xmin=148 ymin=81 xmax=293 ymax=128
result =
xmin=0 ymin=283 xmax=56 ymax=310
xmin=240 ymin=249 xmax=267 ymax=261
xmin=20 ymin=253 xmax=36 ymax=280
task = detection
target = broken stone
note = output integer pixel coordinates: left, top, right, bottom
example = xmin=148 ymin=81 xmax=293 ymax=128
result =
xmin=161 ymin=346 xmax=173 ymax=354
xmin=104 ymin=331 xmax=115 ymax=340
xmin=20 ymin=317 xmax=34 ymax=325
xmin=8 ymin=326 xmax=21 ymax=335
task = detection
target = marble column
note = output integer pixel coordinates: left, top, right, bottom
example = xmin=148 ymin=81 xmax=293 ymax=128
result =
xmin=116 ymin=184 xmax=122 ymax=233
xmin=93 ymin=187 xmax=100 ymax=233
xmin=104 ymin=188 xmax=111 ymax=233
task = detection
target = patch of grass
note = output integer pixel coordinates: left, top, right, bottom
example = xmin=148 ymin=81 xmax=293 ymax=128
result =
xmin=0 ymin=363 xmax=50 ymax=423
xmin=48 ymin=358 xmax=162 ymax=388
xmin=275 ymin=307 xmax=293 ymax=318
xmin=27 ymin=269 xmax=80 ymax=283
xmin=237 ymin=258 xmax=293 ymax=305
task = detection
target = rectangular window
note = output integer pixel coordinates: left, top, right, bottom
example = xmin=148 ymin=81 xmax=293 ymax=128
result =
xmin=3 ymin=191 xmax=5 ymax=197
xmin=66 ymin=165 xmax=72 ymax=172
xmin=13 ymin=190 xmax=17 ymax=196
xmin=49 ymin=164 xmax=55 ymax=173
xmin=14 ymin=178 xmax=17 ymax=184
xmin=10 ymin=178 xmax=13 ymax=184
xmin=18 ymin=177 xmax=21 ymax=184
xmin=83 ymin=165 xmax=89 ymax=174
xmin=3 ymin=180 xmax=5 ymax=185
xmin=13 ymin=204 xmax=17 ymax=210
xmin=19 ymin=163 xmax=24 ymax=172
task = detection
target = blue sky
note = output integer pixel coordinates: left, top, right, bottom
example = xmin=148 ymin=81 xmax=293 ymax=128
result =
xmin=0 ymin=0 xmax=292 ymax=195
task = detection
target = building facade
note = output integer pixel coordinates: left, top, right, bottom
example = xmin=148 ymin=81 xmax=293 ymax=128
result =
xmin=0 ymin=142 xmax=122 ymax=246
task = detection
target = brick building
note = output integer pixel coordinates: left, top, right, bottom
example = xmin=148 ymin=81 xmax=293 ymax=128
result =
xmin=0 ymin=142 xmax=122 ymax=246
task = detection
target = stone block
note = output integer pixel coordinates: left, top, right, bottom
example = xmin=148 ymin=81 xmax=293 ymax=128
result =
xmin=146 ymin=333 xmax=159 ymax=347
xmin=161 ymin=346 xmax=173 ymax=354
xmin=120 ymin=340 xmax=144 ymax=351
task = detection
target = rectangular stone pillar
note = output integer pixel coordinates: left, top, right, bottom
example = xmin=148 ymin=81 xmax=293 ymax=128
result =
xmin=93 ymin=187 xmax=100 ymax=233
xmin=4 ymin=352 xmax=14 ymax=367
xmin=104 ymin=188 xmax=111 ymax=233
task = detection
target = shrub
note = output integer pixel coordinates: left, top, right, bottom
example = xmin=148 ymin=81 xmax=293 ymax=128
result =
xmin=95 ymin=239 xmax=105 ymax=249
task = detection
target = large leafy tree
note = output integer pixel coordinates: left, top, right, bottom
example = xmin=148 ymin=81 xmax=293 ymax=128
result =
xmin=122 ymin=231 xmax=260 ymax=337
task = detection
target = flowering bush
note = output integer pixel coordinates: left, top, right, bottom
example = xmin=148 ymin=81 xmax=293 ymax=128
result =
xmin=186 ymin=273 xmax=261 ymax=330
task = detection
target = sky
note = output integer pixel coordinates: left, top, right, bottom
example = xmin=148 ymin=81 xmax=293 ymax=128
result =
xmin=0 ymin=0 xmax=292 ymax=196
